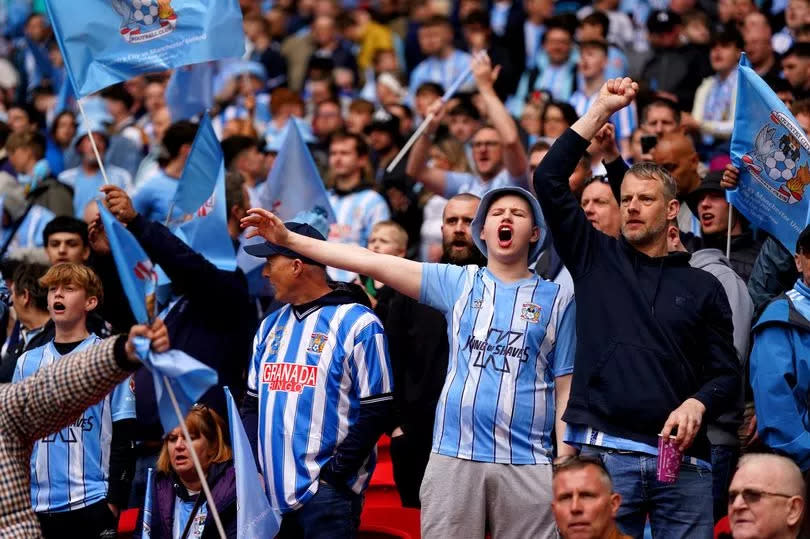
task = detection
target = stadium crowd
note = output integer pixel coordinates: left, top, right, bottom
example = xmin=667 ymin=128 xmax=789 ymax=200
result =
xmin=4 ymin=0 xmax=810 ymax=538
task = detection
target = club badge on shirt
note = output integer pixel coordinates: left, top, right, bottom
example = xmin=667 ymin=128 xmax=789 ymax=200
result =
xmin=520 ymin=303 xmax=542 ymax=323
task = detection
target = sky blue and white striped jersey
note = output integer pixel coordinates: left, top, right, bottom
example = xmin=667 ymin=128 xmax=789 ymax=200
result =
xmin=59 ymin=164 xmax=133 ymax=218
xmin=569 ymin=88 xmax=637 ymax=143
xmin=12 ymin=335 xmax=136 ymax=512
xmin=327 ymin=189 xmax=390 ymax=282
xmin=420 ymin=264 xmax=576 ymax=464
xmin=247 ymin=302 xmax=393 ymax=513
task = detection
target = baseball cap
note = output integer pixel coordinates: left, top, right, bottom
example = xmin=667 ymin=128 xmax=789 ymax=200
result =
xmin=647 ymin=10 xmax=681 ymax=34
xmin=243 ymin=221 xmax=326 ymax=265
xmin=471 ymin=186 xmax=548 ymax=262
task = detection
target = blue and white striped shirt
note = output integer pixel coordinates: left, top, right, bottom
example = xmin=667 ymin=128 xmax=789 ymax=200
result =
xmin=12 ymin=335 xmax=136 ymax=512
xmin=569 ymin=87 xmax=637 ymax=143
xmin=247 ymin=302 xmax=393 ymax=513
xmin=407 ymin=50 xmax=474 ymax=105
xmin=327 ymin=189 xmax=391 ymax=282
xmin=420 ymin=264 xmax=576 ymax=464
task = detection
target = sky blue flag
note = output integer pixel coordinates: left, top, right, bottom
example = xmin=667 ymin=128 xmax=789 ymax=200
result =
xmin=44 ymin=0 xmax=245 ymax=97
xmin=224 ymin=387 xmax=280 ymax=538
xmin=141 ymin=467 xmax=154 ymax=538
xmin=170 ymin=113 xmax=236 ymax=271
xmin=729 ymin=54 xmax=810 ymax=252
xmin=239 ymin=120 xmax=335 ymax=293
xmin=97 ymin=201 xmax=218 ymax=431
xmin=166 ymin=62 xmax=215 ymax=121
xmin=55 ymin=77 xmax=76 ymax=115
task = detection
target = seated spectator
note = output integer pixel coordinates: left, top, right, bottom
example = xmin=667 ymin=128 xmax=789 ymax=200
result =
xmin=552 ymin=455 xmax=630 ymax=539
xmin=5 ymin=129 xmax=72 ymax=217
xmin=12 ymin=263 xmax=135 ymax=538
xmin=135 ymin=406 xmax=237 ymax=538
xmin=728 ymin=454 xmax=805 ymax=539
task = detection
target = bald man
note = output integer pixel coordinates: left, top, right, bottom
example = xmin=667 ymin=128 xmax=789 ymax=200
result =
xmin=652 ymin=133 xmax=702 ymax=235
xmin=729 ymin=454 xmax=805 ymax=539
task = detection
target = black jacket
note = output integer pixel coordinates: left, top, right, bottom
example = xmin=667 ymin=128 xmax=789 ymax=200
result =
xmin=533 ymin=129 xmax=740 ymax=460
xmin=127 ymin=214 xmax=257 ymax=441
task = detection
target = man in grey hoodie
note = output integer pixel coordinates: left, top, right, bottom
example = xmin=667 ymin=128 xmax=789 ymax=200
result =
xmin=668 ymin=224 xmax=754 ymax=522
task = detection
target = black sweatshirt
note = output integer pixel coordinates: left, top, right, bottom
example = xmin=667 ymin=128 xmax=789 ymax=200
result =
xmin=533 ymin=128 xmax=741 ymax=460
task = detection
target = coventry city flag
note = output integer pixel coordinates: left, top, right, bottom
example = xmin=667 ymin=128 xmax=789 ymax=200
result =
xmin=44 ymin=0 xmax=244 ymax=97
xmin=730 ymin=55 xmax=810 ymax=251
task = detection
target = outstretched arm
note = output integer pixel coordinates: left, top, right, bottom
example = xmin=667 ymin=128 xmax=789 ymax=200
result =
xmin=404 ymin=99 xmax=449 ymax=195
xmin=241 ymin=208 xmax=423 ymax=299
xmin=473 ymin=53 xmax=528 ymax=183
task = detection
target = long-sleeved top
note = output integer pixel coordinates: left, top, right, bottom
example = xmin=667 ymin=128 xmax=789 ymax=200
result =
xmin=750 ymin=279 xmax=810 ymax=471
xmin=127 ymin=214 xmax=256 ymax=441
xmin=748 ymin=235 xmax=798 ymax=312
xmin=533 ymin=128 xmax=740 ymax=461
xmin=0 ymin=336 xmax=137 ymax=537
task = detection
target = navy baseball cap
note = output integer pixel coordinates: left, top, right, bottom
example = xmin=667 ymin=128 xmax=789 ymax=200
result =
xmin=243 ymin=221 xmax=326 ymax=265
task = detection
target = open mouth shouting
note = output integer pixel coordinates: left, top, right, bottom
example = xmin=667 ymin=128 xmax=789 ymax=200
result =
xmin=701 ymin=212 xmax=715 ymax=228
xmin=52 ymin=302 xmax=66 ymax=315
xmin=498 ymin=224 xmax=513 ymax=248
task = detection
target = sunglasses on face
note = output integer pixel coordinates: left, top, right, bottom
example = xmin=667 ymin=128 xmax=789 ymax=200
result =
xmin=728 ymin=488 xmax=794 ymax=506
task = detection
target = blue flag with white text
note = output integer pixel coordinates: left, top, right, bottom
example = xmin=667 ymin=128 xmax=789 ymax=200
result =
xmin=44 ymin=0 xmax=245 ymax=97
xmin=224 ymin=387 xmax=280 ymax=538
xmin=172 ymin=113 xmax=219 ymax=216
xmin=730 ymin=55 xmax=810 ymax=252
xmin=98 ymin=201 xmax=218 ymax=431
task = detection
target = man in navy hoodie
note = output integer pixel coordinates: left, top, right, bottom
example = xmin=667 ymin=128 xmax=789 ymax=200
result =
xmin=533 ymin=77 xmax=740 ymax=538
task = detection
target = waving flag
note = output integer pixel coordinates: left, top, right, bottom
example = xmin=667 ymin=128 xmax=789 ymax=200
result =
xmin=238 ymin=120 xmax=336 ymax=292
xmin=224 ymin=387 xmax=280 ymax=538
xmin=165 ymin=62 xmax=215 ymax=121
xmin=98 ymin=201 xmax=217 ymax=431
xmin=170 ymin=113 xmax=236 ymax=271
xmin=44 ymin=0 xmax=244 ymax=97
xmin=730 ymin=55 xmax=810 ymax=251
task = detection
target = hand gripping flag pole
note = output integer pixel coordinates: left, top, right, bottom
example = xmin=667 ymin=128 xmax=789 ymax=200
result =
xmin=385 ymin=53 xmax=479 ymax=173
xmin=76 ymin=98 xmax=111 ymax=185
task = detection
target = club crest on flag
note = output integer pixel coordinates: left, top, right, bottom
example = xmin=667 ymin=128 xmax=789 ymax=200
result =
xmin=112 ymin=0 xmax=178 ymax=43
xmin=133 ymin=259 xmax=158 ymax=320
xmin=740 ymin=111 xmax=810 ymax=205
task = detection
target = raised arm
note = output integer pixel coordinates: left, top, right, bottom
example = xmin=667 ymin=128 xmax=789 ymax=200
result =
xmin=241 ymin=208 xmax=423 ymax=299
xmin=404 ymin=99 xmax=449 ymax=195
xmin=473 ymin=53 xmax=528 ymax=182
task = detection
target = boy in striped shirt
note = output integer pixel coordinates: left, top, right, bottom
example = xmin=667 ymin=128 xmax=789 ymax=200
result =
xmin=12 ymin=263 xmax=136 ymax=538
xmin=242 ymin=185 xmax=576 ymax=537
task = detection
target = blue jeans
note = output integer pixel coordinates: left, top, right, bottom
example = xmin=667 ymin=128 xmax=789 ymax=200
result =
xmin=711 ymin=445 xmax=739 ymax=523
xmin=278 ymin=481 xmax=363 ymax=539
xmin=581 ymin=446 xmax=714 ymax=539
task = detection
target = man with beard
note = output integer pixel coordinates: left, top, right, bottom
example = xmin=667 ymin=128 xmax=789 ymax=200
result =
xmin=383 ymin=193 xmax=485 ymax=508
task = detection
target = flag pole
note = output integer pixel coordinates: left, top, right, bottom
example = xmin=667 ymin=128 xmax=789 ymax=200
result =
xmin=726 ymin=202 xmax=733 ymax=259
xmin=164 ymin=202 xmax=176 ymax=228
xmin=76 ymin=98 xmax=111 ymax=185
xmin=162 ymin=375 xmax=227 ymax=539
xmin=385 ymin=56 xmax=477 ymax=173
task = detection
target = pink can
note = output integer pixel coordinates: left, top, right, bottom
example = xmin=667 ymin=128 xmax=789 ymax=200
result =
xmin=657 ymin=435 xmax=682 ymax=483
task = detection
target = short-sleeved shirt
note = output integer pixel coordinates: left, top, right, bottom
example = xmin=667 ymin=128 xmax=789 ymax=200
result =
xmin=444 ymin=168 xmax=529 ymax=199
xmin=327 ymin=189 xmax=391 ymax=282
xmin=420 ymin=264 xmax=576 ymax=464
xmin=12 ymin=335 xmax=136 ymax=512
xmin=131 ymin=169 xmax=183 ymax=223
xmin=247 ymin=302 xmax=393 ymax=513
xmin=59 ymin=165 xmax=133 ymax=218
